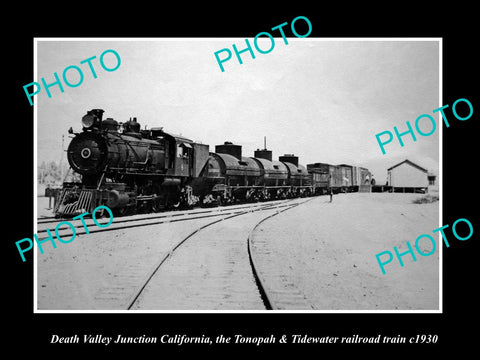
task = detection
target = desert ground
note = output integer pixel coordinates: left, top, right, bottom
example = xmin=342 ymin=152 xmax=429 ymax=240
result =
xmin=251 ymin=191 xmax=439 ymax=310
xmin=36 ymin=190 xmax=439 ymax=311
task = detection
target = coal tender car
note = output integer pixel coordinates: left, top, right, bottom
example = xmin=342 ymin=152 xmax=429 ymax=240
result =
xmin=54 ymin=109 xmax=373 ymax=217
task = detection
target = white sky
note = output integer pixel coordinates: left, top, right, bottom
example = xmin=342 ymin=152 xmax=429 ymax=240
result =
xmin=36 ymin=38 xmax=440 ymax=184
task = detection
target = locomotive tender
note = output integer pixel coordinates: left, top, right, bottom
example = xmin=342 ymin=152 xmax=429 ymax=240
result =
xmin=54 ymin=109 xmax=373 ymax=217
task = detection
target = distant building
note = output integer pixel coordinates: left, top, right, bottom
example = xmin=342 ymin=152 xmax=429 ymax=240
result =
xmin=387 ymin=159 xmax=428 ymax=192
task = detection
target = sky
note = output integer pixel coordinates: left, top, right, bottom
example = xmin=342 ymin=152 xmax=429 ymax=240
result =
xmin=36 ymin=38 xmax=440 ymax=185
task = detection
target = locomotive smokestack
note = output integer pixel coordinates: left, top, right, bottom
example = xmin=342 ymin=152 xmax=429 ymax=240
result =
xmin=82 ymin=109 xmax=104 ymax=130
xmin=90 ymin=109 xmax=104 ymax=121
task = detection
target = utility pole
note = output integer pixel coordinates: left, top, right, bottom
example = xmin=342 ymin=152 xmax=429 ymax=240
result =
xmin=59 ymin=134 xmax=65 ymax=183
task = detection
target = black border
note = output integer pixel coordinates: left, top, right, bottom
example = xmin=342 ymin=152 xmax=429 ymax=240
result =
xmin=7 ymin=5 xmax=478 ymax=355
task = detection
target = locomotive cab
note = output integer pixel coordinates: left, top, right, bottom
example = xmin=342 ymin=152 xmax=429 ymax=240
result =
xmin=148 ymin=127 xmax=197 ymax=177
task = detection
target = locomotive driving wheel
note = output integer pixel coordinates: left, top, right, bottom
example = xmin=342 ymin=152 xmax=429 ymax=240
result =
xmin=170 ymin=186 xmax=198 ymax=209
xmin=151 ymin=195 xmax=163 ymax=213
xmin=113 ymin=205 xmax=132 ymax=217
xmin=137 ymin=200 xmax=152 ymax=214
xmin=150 ymin=184 xmax=164 ymax=213
xmin=162 ymin=192 xmax=181 ymax=211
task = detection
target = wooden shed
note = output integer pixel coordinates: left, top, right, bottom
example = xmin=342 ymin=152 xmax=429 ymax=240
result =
xmin=387 ymin=159 xmax=428 ymax=192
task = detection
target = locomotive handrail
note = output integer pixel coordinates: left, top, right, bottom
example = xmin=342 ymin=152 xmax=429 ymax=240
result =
xmin=96 ymin=166 xmax=109 ymax=190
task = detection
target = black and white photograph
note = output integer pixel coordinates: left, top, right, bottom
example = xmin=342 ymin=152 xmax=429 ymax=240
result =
xmin=6 ymin=5 xmax=478 ymax=355
xmin=34 ymin=38 xmax=441 ymax=312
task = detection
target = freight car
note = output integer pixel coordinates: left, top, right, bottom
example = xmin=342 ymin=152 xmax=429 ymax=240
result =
xmin=54 ymin=109 xmax=373 ymax=217
xmin=307 ymin=163 xmax=373 ymax=194
xmin=307 ymin=163 xmax=343 ymax=194
xmin=337 ymin=164 xmax=374 ymax=192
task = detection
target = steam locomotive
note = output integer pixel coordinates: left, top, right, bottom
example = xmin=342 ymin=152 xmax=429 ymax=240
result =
xmin=54 ymin=109 xmax=373 ymax=217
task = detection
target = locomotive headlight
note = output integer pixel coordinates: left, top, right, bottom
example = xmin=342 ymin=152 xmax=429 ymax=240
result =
xmin=82 ymin=114 xmax=96 ymax=129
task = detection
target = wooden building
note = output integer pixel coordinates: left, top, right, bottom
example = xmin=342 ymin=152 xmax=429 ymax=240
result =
xmin=387 ymin=159 xmax=428 ymax=193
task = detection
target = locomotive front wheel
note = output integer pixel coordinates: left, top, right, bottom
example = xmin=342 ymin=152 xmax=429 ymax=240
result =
xmin=113 ymin=206 xmax=131 ymax=217
xmin=137 ymin=201 xmax=152 ymax=214
xmin=94 ymin=206 xmax=105 ymax=218
xmin=151 ymin=197 xmax=163 ymax=213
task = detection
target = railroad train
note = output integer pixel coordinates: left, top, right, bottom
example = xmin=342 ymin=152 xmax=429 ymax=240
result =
xmin=54 ymin=109 xmax=374 ymax=217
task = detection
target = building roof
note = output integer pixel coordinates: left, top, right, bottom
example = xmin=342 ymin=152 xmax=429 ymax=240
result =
xmin=387 ymin=159 xmax=428 ymax=173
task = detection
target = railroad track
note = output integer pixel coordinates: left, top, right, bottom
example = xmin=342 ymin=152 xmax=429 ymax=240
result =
xmin=35 ymin=199 xmax=296 ymax=240
xmin=127 ymin=197 xmax=313 ymax=310
xmin=247 ymin=198 xmax=315 ymax=310
xmin=37 ymin=216 xmax=57 ymax=223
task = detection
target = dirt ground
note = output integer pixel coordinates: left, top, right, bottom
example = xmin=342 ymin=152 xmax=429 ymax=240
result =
xmin=35 ymin=192 xmax=439 ymax=311
xmin=36 ymin=211 xmax=223 ymax=310
xmin=35 ymin=198 xmax=300 ymax=310
xmin=37 ymin=196 xmax=55 ymax=218
xmin=251 ymin=192 xmax=440 ymax=310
